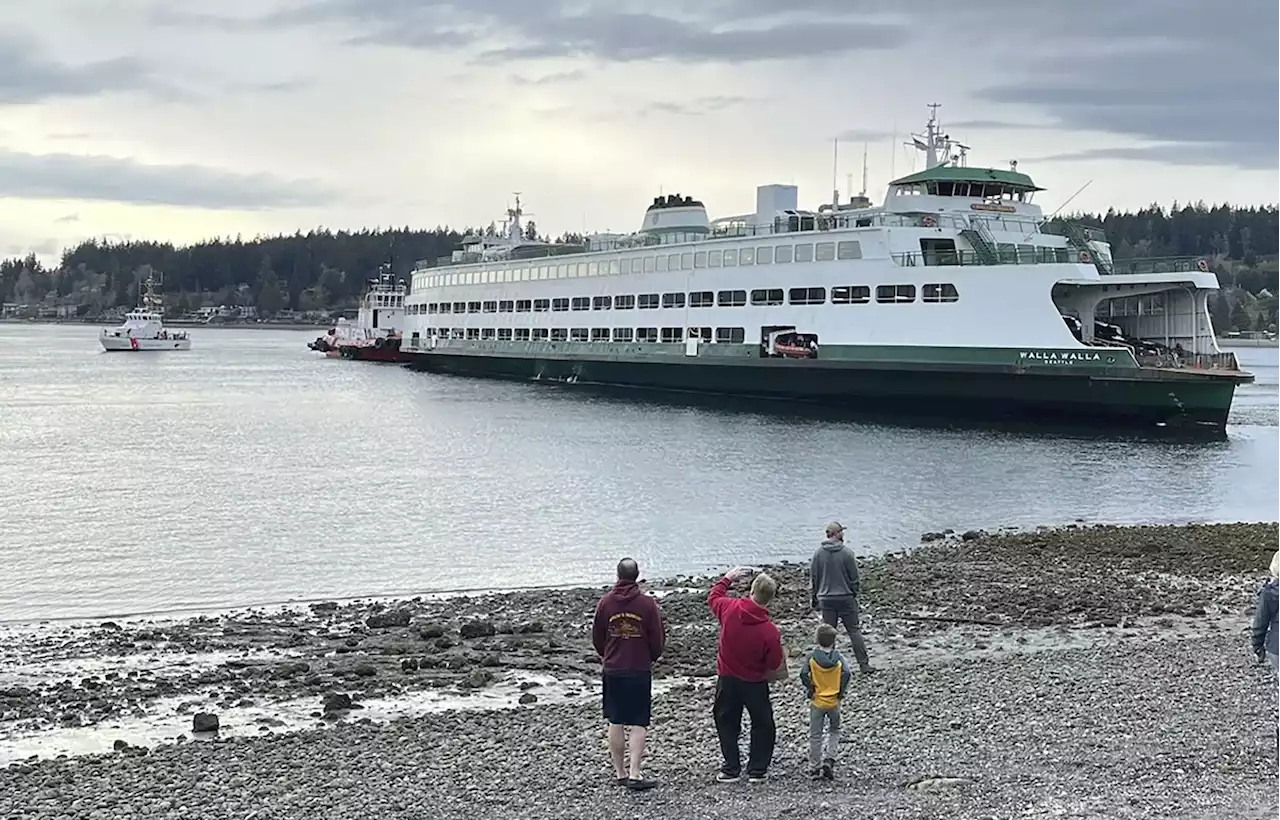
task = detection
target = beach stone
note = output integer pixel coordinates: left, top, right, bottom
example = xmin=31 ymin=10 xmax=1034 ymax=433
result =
xmin=191 ymin=712 xmax=219 ymax=733
xmin=417 ymin=623 xmax=445 ymax=639
xmin=518 ymin=693 xmax=538 ymax=705
xmin=460 ymin=621 xmax=496 ymax=640
xmin=322 ymin=692 xmax=353 ymax=713
xmin=921 ymin=531 xmax=946 ymax=542
xmin=461 ymin=669 xmax=493 ymax=689
xmin=367 ymin=610 xmax=411 ymax=629
xmin=434 ymin=636 xmax=457 ymax=650
xmin=516 ymin=621 xmax=545 ymax=634
xmin=311 ymin=602 xmax=339 ymax=612
xmin=401 ymin=658 xmax=420 ymax=673
xmin=353 ymin=664 xmax=377 ymax=678
xmin=961 ymin=530 xmax=984 ymax=541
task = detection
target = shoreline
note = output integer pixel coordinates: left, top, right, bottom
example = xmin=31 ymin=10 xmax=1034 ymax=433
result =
xmin=0 ymin=319 xmax=325 ymax=332
xmin=1 ymin=522 xmax=1276 ymax=818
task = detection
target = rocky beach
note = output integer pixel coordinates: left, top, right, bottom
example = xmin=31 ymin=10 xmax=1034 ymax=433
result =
xmin=2 ymin=522 xmax=1277 ymax=819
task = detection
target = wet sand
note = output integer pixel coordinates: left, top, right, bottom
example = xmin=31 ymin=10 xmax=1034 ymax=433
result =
xmin=1 ymin=522 xmax=1277 ymax=819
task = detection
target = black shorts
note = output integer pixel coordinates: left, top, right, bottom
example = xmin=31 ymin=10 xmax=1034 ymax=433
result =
xmin=602 ymin=671 xmax=652 ymax=727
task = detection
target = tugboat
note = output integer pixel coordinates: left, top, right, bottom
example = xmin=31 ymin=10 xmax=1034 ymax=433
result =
xmin=100 ymin=273 xmax=191 ymax=352
xmin=308 ymin=267 xmax=415 ymax=363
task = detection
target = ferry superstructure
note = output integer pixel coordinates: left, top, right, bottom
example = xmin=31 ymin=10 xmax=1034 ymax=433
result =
xmin=399 ymin=107 xmax=1252 ymax=431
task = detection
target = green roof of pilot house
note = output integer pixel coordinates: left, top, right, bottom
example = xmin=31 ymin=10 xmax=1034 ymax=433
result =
xmin=890 ymin=165 xmax=1044 ymax=191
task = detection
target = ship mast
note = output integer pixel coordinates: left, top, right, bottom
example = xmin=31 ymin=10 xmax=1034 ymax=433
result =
xmin=906 ymin=103 xmax=970 ymax=170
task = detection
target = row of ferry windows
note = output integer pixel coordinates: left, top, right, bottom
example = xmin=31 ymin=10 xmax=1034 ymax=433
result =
xmin=421 ymin=327 xmax=749 ymax=344
xmin=411 ymin=283 xmax=959 ymax=315
xmin=417 ymin=240 xmax=865 ymax=289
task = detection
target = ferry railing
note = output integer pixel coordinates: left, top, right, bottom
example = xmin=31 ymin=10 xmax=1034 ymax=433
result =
xmin=1042 ymin=222 xmax=1108 ymax=243
xmin=1138 ymin=350 xmax=1241 ymax=372
xmin=1109 ymin=256 xmax=1211 ymax=276
xmin=892 ymin=247 xmax=1073 ymax=266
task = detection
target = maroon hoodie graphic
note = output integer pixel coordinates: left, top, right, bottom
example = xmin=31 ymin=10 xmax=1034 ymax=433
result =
xmin=592 ymin=580 xmax=665 ymax=674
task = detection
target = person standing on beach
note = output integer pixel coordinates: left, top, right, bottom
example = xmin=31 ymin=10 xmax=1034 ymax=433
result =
xmin=708 ymin=566 xmax=786 ymax=784
xmin=591 ymin=557 xmax=665 ymax=791
xmin=1250 ymin=550 xmax=1279 ymax=671
xmin=810 ymin=522 xmax=875 ymax=674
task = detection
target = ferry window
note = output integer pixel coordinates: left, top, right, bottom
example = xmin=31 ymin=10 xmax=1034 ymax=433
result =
xmin=662 ymin=292 xmax=686 ymax=309
xmin=756 ymin=247 xmax=773 ymax=264
xmin=533 ymin=298 xmax=550 ymax=312
xmin=453 ymin=301 xmax=466 ymax=313
xmin=466 ymin=328 xmax=480 ymax=340
xmin=1054 ymin=247 xmax=1071 ymax=263
xmin=715 ymin=327 xmax=746 ymax=344
xmin=615 ymin=294 xmax=636 ymax=310
xmin=688 ymin=326 xmax=712 ymax=341
xmin=482 ymin=301 xmax=498 ymax=313
xmin=551 ymin=328 xmax=568 ymax=342
xmin=481 ymin=328 xmax=496 ymax=340
xmin=795 ymin=243 xmax=814 ymax=262
xmin=707 ymin=250 xmax=722 ymax=268
xmin=837 ymin=241 xmax=862 ymax=260
xmin=609 ymin=259 xmax=620 ymax=275
xmin=831 ymin=285 xmax=871 ymax=304
xmin=875 ymin=284 xmax=916 ymax=303
xmin=689 ymin=291 xmax=715 ymax=308
xmin=668 ymin=253 xmax=681 ymax=270
xmin=997 ymin=243 xmax=1017 ymax=264
xmin=680 ymin=252 xmax=693 ymax=269
xmin=587 ymin=262 xmax=598 ymax=276
xmin=516 ymin=299 xmax=532 ymax=313
xmin=775 ymin=245 xmax=793 ymax=264
xmin=612 ymin=327 xmax=634 ymax=342
xmin=499 ymin=300 xmax=514 ymax=313
xmin=815 ymin=242 xmax=836 ymax=262
xmin=750 ymin=288 xmax=784 ymax=306
xmin=723 ymin=249 xmax=738 ymax=266
xmin=592 ymin=296 xmax=612 ymax=310
xmin=638 ymin=293 xmax=660 ymax=309
xmin=451 ymin=328 xmax=464 ymax=339
xmin=561 ymin=264 xmax=571 ymax=278
xmin=637 ymin=327 xmax=658 ymax=343
xmin=660 ymin=327 xmax=684 ymax=343
xmin=591 ymin=328 xmax=610 ymax=342
xmin=656 ymin=255 xmax=668 ymax=272
xmin=496 ymin=328 xmax=513 ymax=341
xmin=532 ymin=328 xmax=549 ymax=340
xmin=514 ymin=328 xmax=531 ymax=341
xmin=694 ymin=251 xmax=707 ymax=269
xmin=788 ymin=287 xmax=826 ymax=305
xmin=644 ymin=256 xmax=656 ymax=273
xmin=922 ymin=283 xmax=959 ymax=303
xmin=740 ymin=248 xmax=755 ymax=265
xmin=571 ymin=297 xmax=590 ymax=311
xmin=428 ymin=303 xmax=439 ymax=314
xmin=1017 ymin=244 xmax=1036 ymax=262
xmin=570 ymin=328 xmax=588 ymax=342
xmin=552 ymin=298 xmax=570 ymax=312
xmin=439 ymin=303 xmax=452 ymax=314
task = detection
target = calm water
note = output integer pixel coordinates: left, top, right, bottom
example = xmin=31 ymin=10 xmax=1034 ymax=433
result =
xmin=0 ymin=323 xmax=1276 ymax=622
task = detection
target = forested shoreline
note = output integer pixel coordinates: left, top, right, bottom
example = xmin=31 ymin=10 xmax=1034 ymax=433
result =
xmin=1 ymin=203 xmax=1276 ymax=331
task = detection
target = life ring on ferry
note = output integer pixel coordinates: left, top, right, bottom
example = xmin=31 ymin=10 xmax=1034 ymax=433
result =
xmin=1196 ymin=258 xmax=1209 ymax=272
xmin=920 ymin=215 xmax=937 ymax=228
xmin=1078 ymin=250 xmax=1093 ymax=264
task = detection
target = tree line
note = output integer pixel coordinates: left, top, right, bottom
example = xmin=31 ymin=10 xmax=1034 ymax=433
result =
xmin=0 ymin=202 xmax=1276 ymax=330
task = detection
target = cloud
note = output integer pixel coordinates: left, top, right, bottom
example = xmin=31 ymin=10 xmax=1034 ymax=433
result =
xmin=0 ymin=149 xmax=336 ymax=209
xmin=640 ymin=95 xmax=751 ymax=116
xmin=162 ymin=1 xmax=913 ymax=64
xmin=0 ymin=32 xmax=181 ymax=105
xmin=965 ymin=0 xmax=1278 ymax=170
xmin=54 ymin=213 xmax=81 ymax=223
xmin=1025 ymin=144 xmax=1255 ymax=169
xmin=510 ymin=70 xmax=586 ymax=86
xmin=836 ymin=128 xmax=895 ymax=143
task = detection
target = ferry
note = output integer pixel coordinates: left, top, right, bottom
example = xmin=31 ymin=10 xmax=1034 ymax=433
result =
xmin=307 ymin=268 xmax=414 ymax=363
xmin=100 ymin=273 xmax=191 ymax=351
xmin=398 ymin=106 xmax=1253 ymax=431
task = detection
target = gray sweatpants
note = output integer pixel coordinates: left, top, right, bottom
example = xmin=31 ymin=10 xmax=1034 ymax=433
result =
xmin=808 ymin=706 xmax=840 ymax=767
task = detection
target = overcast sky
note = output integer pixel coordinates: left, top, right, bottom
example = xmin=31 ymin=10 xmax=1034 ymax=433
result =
xmin=1 ymin=0 xmax=1276 ymax=262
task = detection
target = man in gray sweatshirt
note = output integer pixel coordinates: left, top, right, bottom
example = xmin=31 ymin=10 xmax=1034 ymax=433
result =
xmin=810 ymin=522 xmax=874 ymax=674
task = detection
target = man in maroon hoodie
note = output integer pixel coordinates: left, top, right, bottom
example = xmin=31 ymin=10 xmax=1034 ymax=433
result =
xmin=708 ymin=566 xmax=785 ymax=783
xmin=592 ymin=557 xmax=665 ymax=791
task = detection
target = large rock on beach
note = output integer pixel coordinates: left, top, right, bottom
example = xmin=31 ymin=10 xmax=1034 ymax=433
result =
xmin=460 ymin=620 xmax=496 ymax=640
xmin=366 ymin=610 xmax=411 ymax=629
xmin=191 ymin=712 xmax=219 ymax=733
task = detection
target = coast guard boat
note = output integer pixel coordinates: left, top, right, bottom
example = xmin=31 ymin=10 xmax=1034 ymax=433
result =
xmin=99 ymin=273 xmax=190 ymax=352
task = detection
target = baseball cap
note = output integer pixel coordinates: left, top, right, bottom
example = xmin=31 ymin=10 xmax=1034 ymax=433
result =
xmin=825 ymin=521 xmax=845 ymax=537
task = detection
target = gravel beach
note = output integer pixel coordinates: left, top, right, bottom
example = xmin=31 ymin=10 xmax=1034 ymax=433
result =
xmin=2 ymin=523 xmax=1277 ymax=819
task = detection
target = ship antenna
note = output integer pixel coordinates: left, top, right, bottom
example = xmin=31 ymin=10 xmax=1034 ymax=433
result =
xmin=889 ymin=120 xmax=896 ymax=180
xmin=860 ymin=142 xmax=869 ymax=197
xmin=831 ymin=137 xmax=839 ymax=213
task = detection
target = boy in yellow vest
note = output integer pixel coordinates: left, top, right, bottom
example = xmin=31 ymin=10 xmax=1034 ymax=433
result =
xmin=799 ymin=623 xmax=850 ymax=780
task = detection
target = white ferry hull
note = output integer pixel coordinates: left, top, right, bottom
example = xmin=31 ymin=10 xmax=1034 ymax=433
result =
xmin=100 ymin=336 xmax=192 ymax=352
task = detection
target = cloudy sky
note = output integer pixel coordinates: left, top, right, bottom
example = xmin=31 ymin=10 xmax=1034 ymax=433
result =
xmin=1 ymin=0 xmax=1276 ymax=262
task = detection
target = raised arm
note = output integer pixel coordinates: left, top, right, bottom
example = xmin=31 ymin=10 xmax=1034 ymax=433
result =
xmin=708 ymin=575 xmax=735 ymax=621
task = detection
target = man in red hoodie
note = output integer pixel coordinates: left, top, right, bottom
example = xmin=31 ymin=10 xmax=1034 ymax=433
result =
xmin=708 ymin=566 xmax=785 ymax=783
xmin=592 ymin=557 xmax=665 ymax=791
